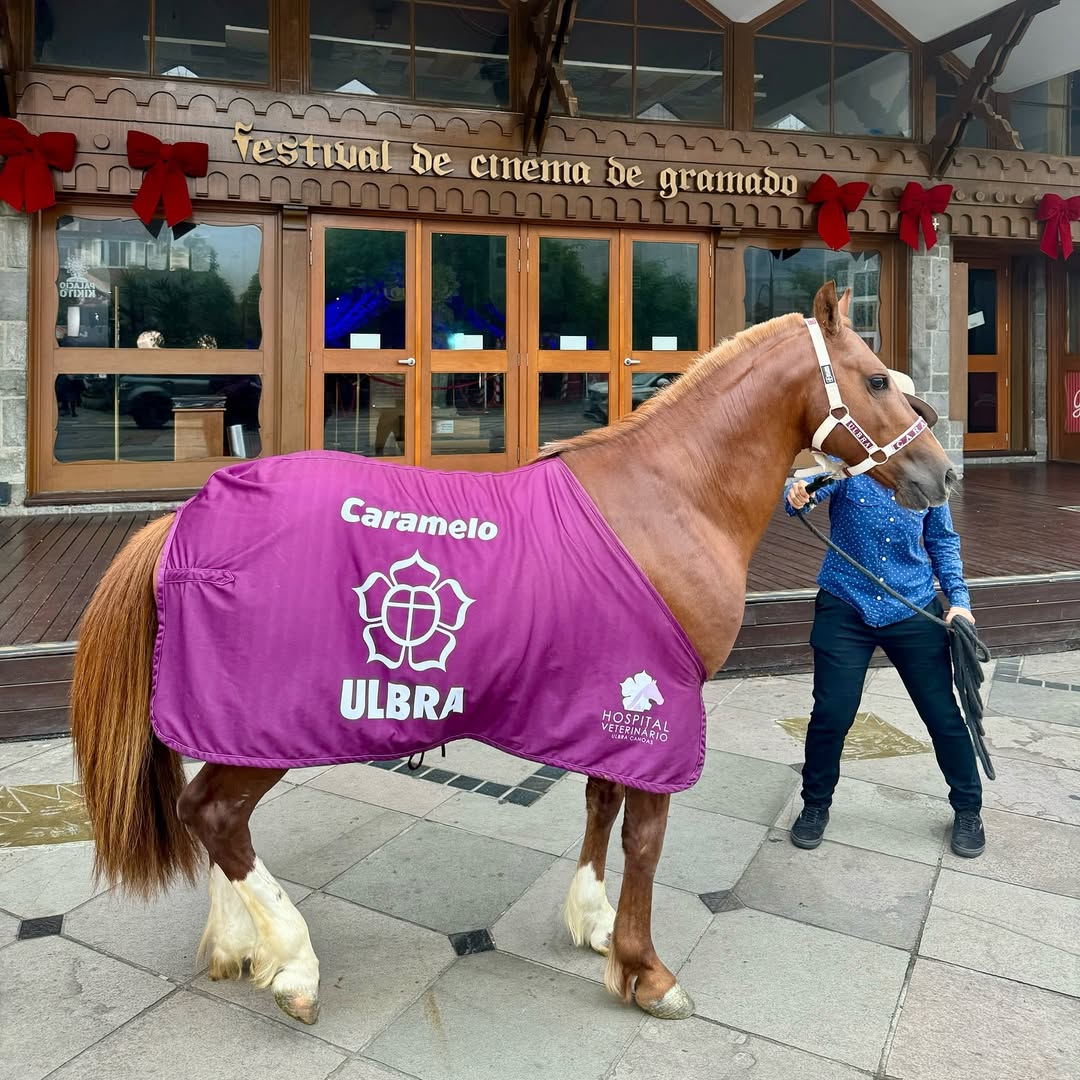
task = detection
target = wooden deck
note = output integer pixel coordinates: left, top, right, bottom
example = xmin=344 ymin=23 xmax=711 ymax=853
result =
xmin=1 ymin=463 xmax=1078 ymax=736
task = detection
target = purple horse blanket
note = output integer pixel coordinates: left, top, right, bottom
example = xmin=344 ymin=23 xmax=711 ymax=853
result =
xmin=151 ymin=451 xmax=707 ymax=793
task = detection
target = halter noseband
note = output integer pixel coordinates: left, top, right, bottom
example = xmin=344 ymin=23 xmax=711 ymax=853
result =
xmin=795 ymin=316 xmax=928 ymax=482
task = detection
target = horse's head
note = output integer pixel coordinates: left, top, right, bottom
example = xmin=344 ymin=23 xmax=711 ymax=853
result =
xmin=801 ymin=282 xmax=956 ymax=510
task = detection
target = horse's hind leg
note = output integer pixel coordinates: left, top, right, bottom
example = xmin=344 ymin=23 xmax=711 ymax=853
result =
xmin=201 ymin=861 xmax=258 ymax=981
xmin=564 ymin=777 xmax=624 ymax=955
xmin=179 ymin=764 xmax=321 ymax=1025
xmin=605 ymin=787 xmax=694 ymax=1020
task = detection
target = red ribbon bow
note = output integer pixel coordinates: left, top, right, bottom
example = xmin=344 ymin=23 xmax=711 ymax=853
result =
xmin=806 ymin=173 xmax=869 ymax=250
xmin=0 ymin=119 xmax=76 ymax=214
xmin=1037 ymin=193 xmax=1080 ymax=260
xmin=127 ymin=131 xmax=209 ymax=228
xmin=898 ymin=182 xmax=953 ymax=251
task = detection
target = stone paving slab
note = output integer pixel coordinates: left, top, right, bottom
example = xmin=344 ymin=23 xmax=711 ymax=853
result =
xmin=366 ymin=950 xmax=644 ymax=1080
xmin=64 ymin=874 xmax=311 ymax=982
xmin=332 ymin=1061 xmax=419 ymax=1080
xmin=0 ymin=934 xmax=172 ymax=1080
xmin=734 ymin=833 xmax=935 ymax=949
xmin=0 ymin=839 xmax=107 ymax=917
xmin=605 ymin=802 xmax=767 ymax=894
xmin=0 ymin=908 xmax=16 ymax=944
xmin=705 ymin=703 xmax=806 ymax=763
xmin=888 ymin=958 xmax=1080 ymax=1080
xmin=679 ymin=907 xmax=909 ymax=1072
xmin=310 ymin=762 xmax=460 ymax=816
xmin=939 ymin=806 xmax=1080 ymax=900
xmin=46 ymin=990 xmax=346 ymax=1080
xmin=0 ymin=736 xmax=69 ymax=771
xmin=986 ymin=680 xmax=1080 ymax=726
xmin=983 ymin=713 xmax=1080 ymax=770
xmin=490 ymin=857 xmax=712 ymax=983
xmin=0 ymin=740 xmax=77 ymax=787
xmin=721 ymin=676 xmax=815 ymax=718
xmin=610 ymin=1017 xmax=872 ymax=1080
xmin=775 ymin=775 xmax=951 ymax=864
xmin=919 ymin=869 xmax=1080 ymax=997
xmin=674 ymin=749 xmax=800 ymax=825
xmin=196 ymin=891 xmax=456 ymax=1051
xmin=324 ymin=820 xmax=553 ymax=934
xmin=249 ymin=785 xmax=415 ymax=888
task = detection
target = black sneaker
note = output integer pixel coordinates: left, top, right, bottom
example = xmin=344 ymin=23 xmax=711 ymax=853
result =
xmin=951 ymin=811 xmax=986 ymax=858
xmin=791 ymin=806 xmax=830 ymax=849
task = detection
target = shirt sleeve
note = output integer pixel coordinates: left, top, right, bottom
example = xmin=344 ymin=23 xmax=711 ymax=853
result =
xmin=923 ymin=503 xmax=972 ymax=610
xmin=782 ymin=474 xmax=844 ymax=517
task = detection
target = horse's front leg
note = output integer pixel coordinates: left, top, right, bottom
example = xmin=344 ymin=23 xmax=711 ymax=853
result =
xmin=605 ymin=787 xmax=694 ymax=1019
xmin=179 ymin=764 xmax=321 ymax=1025
xmin=563 ymin=777 xmax=624 ymax=954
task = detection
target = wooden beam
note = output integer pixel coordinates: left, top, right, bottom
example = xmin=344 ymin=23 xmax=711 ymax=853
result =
xmin=0 ymin=0 xmax=16 ymax=117
xmin=928 ymin=1 xmax=1051 ymax=176
xmin=927 ymin=0 xmax=1058 ymax=55
xmin=521 ymin=0 xmax=578 ymax=154
xmin=938 ymin=54 xmax=1023 ymax=150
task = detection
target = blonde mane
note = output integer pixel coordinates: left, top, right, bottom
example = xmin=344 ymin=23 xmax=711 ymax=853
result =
xmin=537 ymin=312 xmax=804 ymax=458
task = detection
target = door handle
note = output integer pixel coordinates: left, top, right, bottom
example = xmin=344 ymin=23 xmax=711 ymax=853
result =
xmin=397 ymin=357 xmax=416 ymax=366
xmin=623 ymin=357 xmax=641 ymax=366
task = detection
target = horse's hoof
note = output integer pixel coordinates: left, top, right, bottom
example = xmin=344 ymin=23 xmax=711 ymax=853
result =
xmin=273 ymin=987 xmax=320 ymax=1025
xmin=636 ymin=983 xmax=695 ymax=1020
xmin=589 ymin=929 xmax=612 ymax=956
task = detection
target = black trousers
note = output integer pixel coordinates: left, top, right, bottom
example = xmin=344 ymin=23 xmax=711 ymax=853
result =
xmin=802 ymin=589 xmax=982 ymax=813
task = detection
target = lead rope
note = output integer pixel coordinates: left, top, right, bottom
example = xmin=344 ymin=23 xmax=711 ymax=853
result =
xmin=795 ymin=478 xmax=995 ymax=780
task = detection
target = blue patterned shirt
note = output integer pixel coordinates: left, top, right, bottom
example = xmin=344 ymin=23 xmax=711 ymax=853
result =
xmin=783 ymin=472 xmax=971 ymax=628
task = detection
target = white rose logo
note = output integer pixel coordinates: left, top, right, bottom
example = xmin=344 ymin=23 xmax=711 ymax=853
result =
xmin=354 ymin=551 xmax=474 ymax=672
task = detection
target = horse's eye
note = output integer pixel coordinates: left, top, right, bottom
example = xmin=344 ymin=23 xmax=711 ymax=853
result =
xmin=868 ymin=374 xmax=888 ymax=391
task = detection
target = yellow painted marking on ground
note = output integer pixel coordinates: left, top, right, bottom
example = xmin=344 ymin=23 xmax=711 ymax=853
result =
xmin=0 ymin=782 xmax=92 ymax=847
xmin=776 ymin=712 xmax=931 ymax=761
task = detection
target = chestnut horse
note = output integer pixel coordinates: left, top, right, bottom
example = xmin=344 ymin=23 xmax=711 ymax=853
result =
xmin=71 ymin=283 xmax=955 ymax=1026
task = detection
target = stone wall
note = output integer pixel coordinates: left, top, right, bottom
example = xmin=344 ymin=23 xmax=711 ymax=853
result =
xmin=1031 ymin=260 xmax=1049 ymax=460
xmin=908 ymin=225 xmax=964 ymax=474
xmin=0 ymin=204 xmax=29 ymax=508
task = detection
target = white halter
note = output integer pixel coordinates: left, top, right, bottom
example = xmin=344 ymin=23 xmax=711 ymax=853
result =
xmin=794 ymin=317 xmax=928 ymax=482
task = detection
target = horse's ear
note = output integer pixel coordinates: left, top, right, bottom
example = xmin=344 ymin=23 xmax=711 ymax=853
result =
xmin=813 ymin=281 xmax=843 ymax=337
xmin=837 ymin=287 xmax=853 ymax=322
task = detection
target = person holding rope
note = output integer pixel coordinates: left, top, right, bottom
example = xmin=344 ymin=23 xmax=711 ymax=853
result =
xmin=784 ymin=371 xmax=985 ymax=859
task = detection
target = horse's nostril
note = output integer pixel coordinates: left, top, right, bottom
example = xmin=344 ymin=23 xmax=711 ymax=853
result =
xmin=945 ymin=468 xmax=959 ymax=487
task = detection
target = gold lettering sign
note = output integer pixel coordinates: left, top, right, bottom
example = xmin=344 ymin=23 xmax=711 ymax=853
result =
xmin=230 ymin=123 xmax=800 ymax=201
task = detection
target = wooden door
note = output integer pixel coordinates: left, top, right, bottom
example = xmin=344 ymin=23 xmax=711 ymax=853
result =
xmin=310 ymin=217 xmax=417 ymax=462
xmin=964 ymin=260 xmax=1011 ymax=452
xmin=1050 ymin=262 xmax=1080 ymax=463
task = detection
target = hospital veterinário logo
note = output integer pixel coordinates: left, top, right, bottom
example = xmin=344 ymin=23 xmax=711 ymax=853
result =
xmin=601 ymin=670 xmax=671 ymax=747
xmin=340 ymin=551 xmax=474 ymax=723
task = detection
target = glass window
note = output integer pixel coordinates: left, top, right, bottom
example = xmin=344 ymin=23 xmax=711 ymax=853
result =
xmin=310 ymin=0 xmax=510 ymax=109
xmin=538 ymin=238 xmax=609 ymax=351
xmin=744 ymin=246 xmax=882 ymax=352
xmin=324 ymin=374 xmax=406 ymax=457
xmin=967 ymin=371 xmax=998 ymax=434
xmin=755 ymin=0 xmax=911 ymax=138
xmin=934 ymin=93 xmax=989 ymax=149
xmin=430 ymin=233 xmax=507 ymax=351
xmin=155 ymin=0 xmax=268 ymax=82
xmin=1006 ymin=72 xmax=1080 ymax=155
xmin=324 ymin=229 xmax=407 ymax=351
xmin=54 ymin=373 xmax=262 ymax=462
xmin=631 ymin=241 xmax=698 ymax=351
xmin=430 ymin=373 xmax=504 ymax=455
xmin=967 ymin=268 xmax=997 ymax=355
xmin=562 ymin=1 xmax=725 ymax=124
xmin=34 ymin=0 xmax=268 ymax=82
xmin=55 ymin=217 xmax=263 ymax=350
xmin=539 ymin=373 xmax=609 ymax=444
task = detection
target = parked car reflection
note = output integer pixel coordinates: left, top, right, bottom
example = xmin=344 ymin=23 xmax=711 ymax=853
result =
xmin=583 ymin=372 xmax=679 ymax=425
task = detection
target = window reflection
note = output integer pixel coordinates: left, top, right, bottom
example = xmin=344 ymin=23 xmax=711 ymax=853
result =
xmin=539 ymin=373 xmax=608 ymax=445
xmin=431 ymin=234 xmax=506 ymax=351
xmin=324 ymin=229 xmax=407 ymax=350
xmin=54 ymin=373 xmax=261 ymax=462
xmin=310 ymin=0 xmax=509 ymax=108
xmin=631 ymin=242 xmax=698 ymax=352
xmin=430 ymin=373 xmax=504 ymax=455
xmin=324 ymin=374 xmax=406 ymax=457
xmin=55 ymin=218 xmax=263 ymax=350
xmin=744 ymin=247 xmax=882 ymax=351
xmin=582 ymin=371 xmax=681 ymax=426
xmin=538 ymin=238 xmax=609 ymax=350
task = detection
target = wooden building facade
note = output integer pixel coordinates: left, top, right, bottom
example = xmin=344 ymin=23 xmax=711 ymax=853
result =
xmin=0 ymin=0 xmax=1078 ymax=508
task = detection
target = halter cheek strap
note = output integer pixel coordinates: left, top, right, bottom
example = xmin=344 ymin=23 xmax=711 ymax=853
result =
xmin=795 ymin=317 xmax=928 ymax=481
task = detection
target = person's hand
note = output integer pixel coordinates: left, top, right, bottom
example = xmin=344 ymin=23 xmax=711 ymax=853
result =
xmin=786 ymin=480 xmax=810 ymax=510
xmin=946 ymin=606 xmax=975 ymax=626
